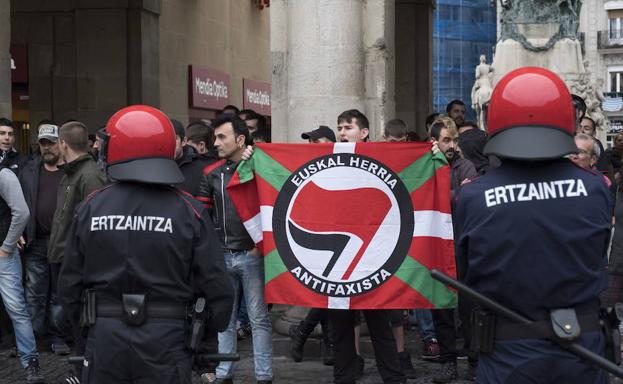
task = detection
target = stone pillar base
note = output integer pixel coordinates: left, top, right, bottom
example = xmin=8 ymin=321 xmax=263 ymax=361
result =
xmin=491 ymin=38 xmax=584 ymax=85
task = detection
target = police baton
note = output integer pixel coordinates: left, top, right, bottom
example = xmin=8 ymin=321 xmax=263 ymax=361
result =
xmin=430 ymin=269 xmax=623 ymax=379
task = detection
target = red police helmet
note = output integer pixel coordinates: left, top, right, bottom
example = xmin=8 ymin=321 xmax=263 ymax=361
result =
xmin=484 ymin=67 xmax=578 ymax=160
xmin=103 ymin=105 xmax=184 ymax=185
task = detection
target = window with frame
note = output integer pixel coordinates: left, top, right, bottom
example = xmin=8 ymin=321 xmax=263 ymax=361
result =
xmin=611 ymin=18 xmax=622 ymax=39
xmin=609 ymin=70 xmax=623 ymax=93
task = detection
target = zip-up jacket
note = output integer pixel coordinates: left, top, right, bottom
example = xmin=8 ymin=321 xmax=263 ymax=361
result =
xmin=48 ymin=154 xmax=107 ymax=264
xmin=19 ymin=156 xmax=43 ymax=245
xmin=197 ymin=159 xmax=255 ymax=251
xmin=176 ymin=145 xmax=217 ymax=197
xmin=0 ymin=149 xmax=27 ymax=175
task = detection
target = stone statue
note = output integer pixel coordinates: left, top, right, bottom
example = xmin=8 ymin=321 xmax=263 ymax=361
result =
xmin=500 ymin=0 xmax=582 ymax=52
xmin=570 ymin=60 xmax=591 ymax=99
xmin=586 ymin=78 xmax=610 ymax=133
xmin=471 ymin=54 xmax=493 ymax=130
xmin=569 ymin=61 xmax=610 ymax=134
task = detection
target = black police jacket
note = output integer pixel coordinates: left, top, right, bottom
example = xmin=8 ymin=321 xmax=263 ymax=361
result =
xmin=454 ymin=159 xmax=611 ymax=319
xmin=57 ymin=182 xmax=234 ymax=332
xmin=197 ymin=160 xmax=255 ymax=251
xmin=610 ymin=186 xmax=623 ymax=274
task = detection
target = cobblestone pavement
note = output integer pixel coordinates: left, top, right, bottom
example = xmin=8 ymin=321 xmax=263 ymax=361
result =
xmin=0 ymin=324 xmax=479 ymax=384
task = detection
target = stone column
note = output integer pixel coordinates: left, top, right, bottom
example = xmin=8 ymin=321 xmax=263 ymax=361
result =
xmin=0 ymin=0 xmax=11 ymax=118
xmin=271 ymin=0 xmax=394 ymax=143
xmin=363 ymin=0 xmax=396 ymax=141
xmin=127 ymin=0 xmax=161 ymax=107
xmin=270 ymin=0 xmax=288 ymax=143
xmin=270 ymin=0 xmax=395 ymax=338
xmin=395 ymin=0 xmax=433 ymax=139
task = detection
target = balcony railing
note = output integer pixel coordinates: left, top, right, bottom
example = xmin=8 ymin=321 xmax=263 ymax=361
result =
xmin=598 ymin=30 xmax=623 ymax=50
xmin=603 ymin=92 xmax=623 ymax=114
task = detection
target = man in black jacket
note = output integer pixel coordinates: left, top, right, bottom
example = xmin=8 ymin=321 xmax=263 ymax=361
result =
xmin=0 ymin=117 xmax=27 ymax=173
xmin=197 ymin=115 xmax=273 ymax=384
xmin=59 ymin=105 xmax=233 ymax=384
xmin=171 ymin=119 xmax=218 ymax=197
xmin=19 ymin=123 xmax=65 ymax=344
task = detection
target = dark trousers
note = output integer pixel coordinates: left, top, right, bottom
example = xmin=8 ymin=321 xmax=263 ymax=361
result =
xmin=432 ymin=294 xmax=476 ymax=365
xmin=49 ymin=262 xmax=70 ymax=339
xmin=22 ymin=239 xmax=50 ymax=337
xmin=329 ymin=309 xmax=405 ymax=384
xmin=82 ymin=317 xmax=191 ymax=384
xmin=478 ymin=331 xmax=607 ymax=383
xmin=300 ymin=308 xmax=330 ymax=336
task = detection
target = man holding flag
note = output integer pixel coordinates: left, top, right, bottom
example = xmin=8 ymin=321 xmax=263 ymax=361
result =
xmin=329 ymin=109 xmax=406 ymax=384
xmin=197 ymin=115 xmax=273 ymax=384
xmin=227 ymin=109 xmax=457 ymax=383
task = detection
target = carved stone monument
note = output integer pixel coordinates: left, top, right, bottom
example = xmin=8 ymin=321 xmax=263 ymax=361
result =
xmin=484 ymin=0 xmax=608 ymax=134
xmin=492 ymin=0 xmax=584 ymax=83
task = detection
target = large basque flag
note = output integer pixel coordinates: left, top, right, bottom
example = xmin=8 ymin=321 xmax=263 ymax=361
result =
xmin=228 ymin=142 xmax=457 ymax=310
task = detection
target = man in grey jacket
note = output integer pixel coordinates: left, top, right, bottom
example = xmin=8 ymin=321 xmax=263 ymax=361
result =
xmin=0 ymin=166 xmax=44 ymax=383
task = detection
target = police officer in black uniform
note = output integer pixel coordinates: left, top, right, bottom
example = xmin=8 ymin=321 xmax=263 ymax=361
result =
xmin=58 ymin=105 xmax=234 ymax=384
xmin=453 ymin=67 xmax=612 ymax=383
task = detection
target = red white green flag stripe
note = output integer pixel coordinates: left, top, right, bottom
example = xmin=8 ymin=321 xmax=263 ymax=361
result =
xmin=228 ymin=142 xmax=457 ymax=310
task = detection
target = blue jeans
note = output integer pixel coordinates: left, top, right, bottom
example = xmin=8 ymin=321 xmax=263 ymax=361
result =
xmin=237 ymin=291 xmax=250 ymax=327
xmin=413 ymin=309 xmax=436 ymax=341
xmin=0 ymin=249 xmax=39 ymax=367
xmin=22 ymin=239 xmax=50 ymax=337
xmin=216 ymin=250 xmax=273 ymax=381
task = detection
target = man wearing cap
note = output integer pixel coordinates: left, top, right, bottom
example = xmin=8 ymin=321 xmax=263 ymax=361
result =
xmin=48 ymin=121 xmax=107 ymax=355
xmin=19 ymin=123 xmax=65 ymax=344
xmin=453 ymin=67 xmax=611 ymax=383
xmin=302 ymin=125 xmax=336 ymax=143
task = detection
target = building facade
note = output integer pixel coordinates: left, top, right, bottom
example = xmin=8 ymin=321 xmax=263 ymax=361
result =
xmin=5 ymin=0 xmax=271 ymax=154
xmin=580 ymin=0 xmax=623 ymax=146
xmin=271 ymin=0 xmax=435 ymax=142
xmin=2 ymin=0 xmax=437 ymax=153
xmin=432 ymin=0 xmax=496 ymax=121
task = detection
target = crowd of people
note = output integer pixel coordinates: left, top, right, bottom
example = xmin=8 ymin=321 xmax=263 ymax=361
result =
xmin=0 ymin=76 xmax=618 ymax=384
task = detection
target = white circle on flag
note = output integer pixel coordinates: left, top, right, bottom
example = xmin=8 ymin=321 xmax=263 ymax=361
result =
xmin=285 ymin=166 xmax=401 ymax=283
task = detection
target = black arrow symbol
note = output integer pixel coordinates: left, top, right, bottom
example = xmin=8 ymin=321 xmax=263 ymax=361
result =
xmin=288 ymin=219 xmax=351 ymax=278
